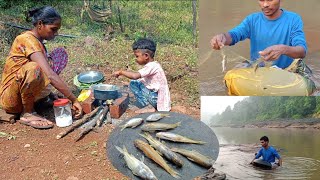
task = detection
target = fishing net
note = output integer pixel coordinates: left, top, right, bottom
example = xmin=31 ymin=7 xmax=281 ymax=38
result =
xmin=224 ymin=67 xmax=315 ymax=96
xmin=199 ymin=47 xmax=250 ymax=96
xmin=200 ymin=48 xmax=316 ymax=96
xmin=81 ymin=0 xmax=112 ymax=23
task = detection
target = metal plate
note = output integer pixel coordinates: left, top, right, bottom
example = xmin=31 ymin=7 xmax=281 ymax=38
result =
xmin=77 ymin=71 xmax=104 ymax=84
xmin=107 ymin=112 xmax=220 ymax=180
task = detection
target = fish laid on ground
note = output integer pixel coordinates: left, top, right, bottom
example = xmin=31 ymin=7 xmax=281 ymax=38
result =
xmin=120 ymin=118 xmax=144 ymax=131
xmin=134 ymin=139 xmax=180 ymax=179
xmin=156 ymin=132 xmax=206 ymax=144
xmin=171 ymin=147 xmax=214 ymax=169
xmin=115 ymin=145 xmax=158 ymax=180
xmin=140 ymin=132 xmax=184 ymax=167
xmin=141 ymin=122 xmax=181 ymax=132
xmin=146 ymin=113 xmax=170 ymax=122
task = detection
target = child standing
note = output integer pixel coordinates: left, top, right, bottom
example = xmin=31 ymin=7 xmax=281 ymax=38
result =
xmin=113 ymin=38 xmax=170 ymax=113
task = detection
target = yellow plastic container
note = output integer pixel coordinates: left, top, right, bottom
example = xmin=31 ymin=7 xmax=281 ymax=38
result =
xmin=224 ymin=67 xmax=315 ymax=96
xmin=77 ymin=89 xmax=92 ymax=102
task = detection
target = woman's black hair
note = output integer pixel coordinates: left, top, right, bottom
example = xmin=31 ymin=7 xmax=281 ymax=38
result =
xmin=26 ymin=6 xmax=61 ymax=26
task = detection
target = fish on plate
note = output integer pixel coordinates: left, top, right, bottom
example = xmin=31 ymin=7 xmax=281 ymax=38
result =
xmin=156 ymin=132 xmax=206 ymax=144
xmin=115 ymin=145 xmax=157 ymax=180
xmin=171 ymin=147 xmax=214 ymax=169
xmin=134 ymin=139 xmax=180 ymax=178
xmin=119 ymin=118 xmax=144 ymax=131
xmin=140 ymin=132 xmax=184 ymax=167
xmin=141 ymin=122 xmax=181 ymax=132
xmin=146 ymin=113 xmax=170 ymax=122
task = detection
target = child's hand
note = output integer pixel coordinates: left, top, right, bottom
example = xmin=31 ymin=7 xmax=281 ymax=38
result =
xmin=113 ymin=70 xmax=122 ymax=78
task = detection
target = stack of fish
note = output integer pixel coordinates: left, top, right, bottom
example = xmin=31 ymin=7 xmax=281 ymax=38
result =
xmin=116 ymin=113 xmax=215 ymax=179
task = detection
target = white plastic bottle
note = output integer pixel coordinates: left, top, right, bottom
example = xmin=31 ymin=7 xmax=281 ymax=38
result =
xmin=53 ymin=99 xmax=73 ymax=127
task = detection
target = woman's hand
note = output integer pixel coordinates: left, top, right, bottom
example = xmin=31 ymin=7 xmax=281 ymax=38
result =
xmin=72 ymin=100 xmax=83 ymax=119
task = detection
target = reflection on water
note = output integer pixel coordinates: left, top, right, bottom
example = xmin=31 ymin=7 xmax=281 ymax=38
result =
xmin=199 ymin=0 xmax=320 ymax=95
xmin=213 ymin=127 xmax=320 ymax=179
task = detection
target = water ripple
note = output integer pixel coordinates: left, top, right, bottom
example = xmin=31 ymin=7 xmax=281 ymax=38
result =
xmin=215 ymin=145 xmax=320 ymax=180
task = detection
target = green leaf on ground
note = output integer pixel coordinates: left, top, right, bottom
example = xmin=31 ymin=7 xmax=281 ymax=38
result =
xmin=0 ymin=131 xmax=16 ymax=140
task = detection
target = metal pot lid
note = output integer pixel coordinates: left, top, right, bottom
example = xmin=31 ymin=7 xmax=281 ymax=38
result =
xmin=77 ymin=71 xmax=104 ymax=84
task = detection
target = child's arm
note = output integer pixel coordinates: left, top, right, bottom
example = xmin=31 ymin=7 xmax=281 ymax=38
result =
xmin=113 ymin=70 xmax=141 ymax=80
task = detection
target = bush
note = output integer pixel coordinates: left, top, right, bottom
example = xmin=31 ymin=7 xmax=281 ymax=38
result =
xmin=292 ymin=114 xmax=303 ymax=119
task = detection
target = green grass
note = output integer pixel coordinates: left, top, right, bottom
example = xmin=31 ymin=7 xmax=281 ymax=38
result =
xmin=0 ymin=0 xmax=199 ymax=108
xmin=1 ymin=1 xmax=197 ymax=44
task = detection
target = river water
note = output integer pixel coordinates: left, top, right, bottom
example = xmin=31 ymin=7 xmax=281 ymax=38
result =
xmin=199 ymin=0 xmax=320 ymax=95
xmin=211 ymin=127 xmax=320 ymax=179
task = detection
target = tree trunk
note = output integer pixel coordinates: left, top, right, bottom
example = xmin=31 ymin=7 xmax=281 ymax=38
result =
xmin=109 ymin=0 xmax=112 ymax=10
xmin=117 ymin=5 xmax=124 ymax=33
xmin=192 ymin=0 xmax=197 ymax=47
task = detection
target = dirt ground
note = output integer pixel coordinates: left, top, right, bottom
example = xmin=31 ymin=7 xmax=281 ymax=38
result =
xmin=0 ymin=64 xmax=200 ymax=180
xmin=0 ymin=103 xmax=200 ymax=180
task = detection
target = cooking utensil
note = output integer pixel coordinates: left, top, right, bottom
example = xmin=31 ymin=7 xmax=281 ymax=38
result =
xmin=77 ymin=71 xmax=104 ymax=84
xmin=92 ymin=84 xmax=119 ymax=100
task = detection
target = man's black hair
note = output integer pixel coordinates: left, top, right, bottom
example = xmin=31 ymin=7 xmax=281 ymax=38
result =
xmin=260 ymin=136 xmax=269 ymax=142
xmin=132 ymin=38 xmax=156 ymax=58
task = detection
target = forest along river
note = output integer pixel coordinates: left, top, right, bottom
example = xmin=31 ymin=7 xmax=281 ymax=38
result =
xmin=212 ymin=127 xmax=320 ymax=179
xmin=199 ymin=0 xmax=320 ymax=95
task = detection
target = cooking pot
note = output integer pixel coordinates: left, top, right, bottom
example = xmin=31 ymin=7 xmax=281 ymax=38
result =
xmin=92 ymin=84 xmax=119 ymax=100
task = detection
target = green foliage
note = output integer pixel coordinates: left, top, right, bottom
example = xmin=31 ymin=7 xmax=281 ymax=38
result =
xmin=315 ymin=97 xmax=320 ymax=113
xmin=212 ymin=97 xmax=318 ymax=125
xmin=292 ymin=114 xmax=303 ymax=119
xmin=112 ymin=0 xmax=196 ymax=45
xmin=132 ymin=31 xmax=147 ymax=41
xmin=0 ymin=0 xmax=199 ymax=107
xmin=1 ymin=1 xmax=198 ymax=45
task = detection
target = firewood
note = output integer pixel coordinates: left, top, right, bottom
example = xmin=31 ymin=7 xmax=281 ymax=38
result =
xmin=56 ymin=107 xmax=100 ymax=139
xmin=74 ymin=107 xmax=104 ymax=141
xmin=96 ymin=106 xmax=109 ymax=127
xmin=74 ymin=119 xmax=97 ymax=141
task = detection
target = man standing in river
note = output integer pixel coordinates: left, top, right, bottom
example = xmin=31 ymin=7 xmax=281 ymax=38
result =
xmin=251 ymin=136 xmax=282 ymax=168
xmin=210 ymin=0 xmax=307 ymax=70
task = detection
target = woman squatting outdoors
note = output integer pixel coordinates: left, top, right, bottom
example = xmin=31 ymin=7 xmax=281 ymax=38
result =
xmin=0 ymin=6 xmax=83 ymax=129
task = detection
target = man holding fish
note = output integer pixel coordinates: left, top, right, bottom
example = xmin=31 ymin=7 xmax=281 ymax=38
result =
xmin=210 ymin=0 xmax=307 ymax=70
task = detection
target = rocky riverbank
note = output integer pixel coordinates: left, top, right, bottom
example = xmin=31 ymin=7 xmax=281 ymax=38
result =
xmin=212 ymin=118 xmax=320 ymax=129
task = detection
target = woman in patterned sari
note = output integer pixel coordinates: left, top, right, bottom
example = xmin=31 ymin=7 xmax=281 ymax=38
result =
xmin=0 ymin=6 xmax=82 ymax=129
